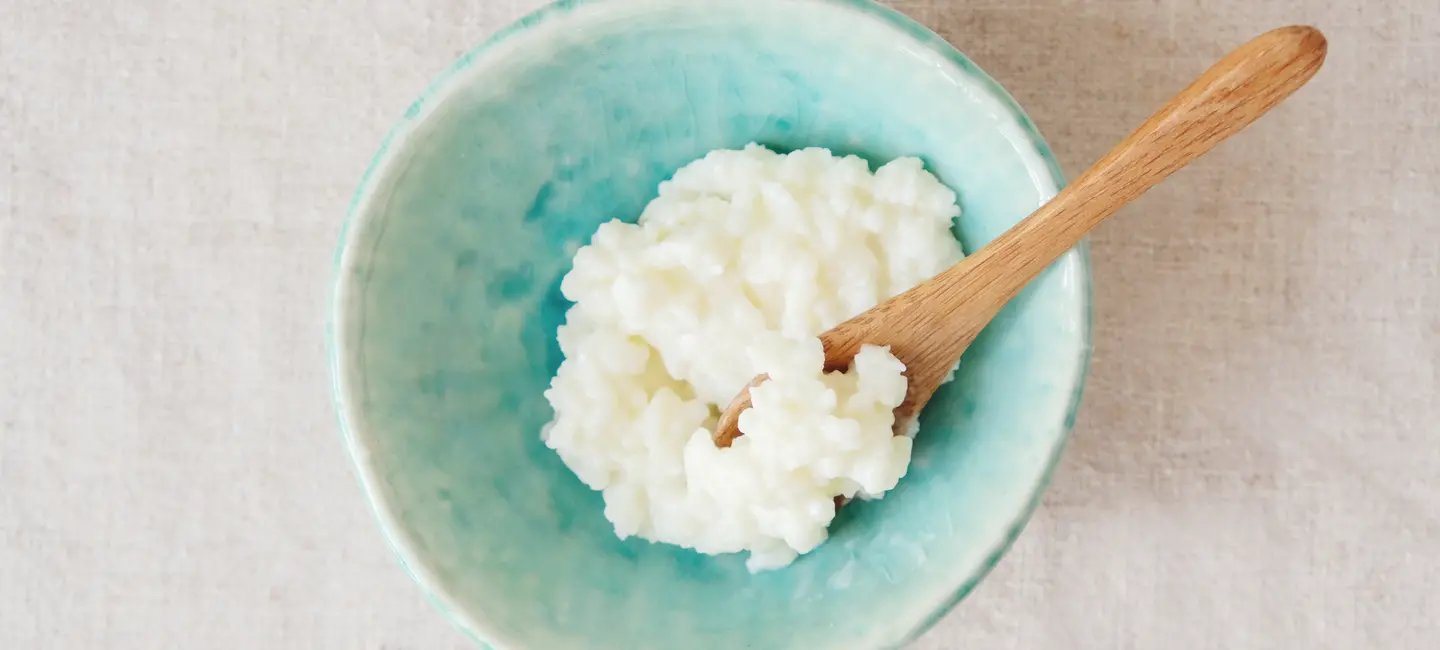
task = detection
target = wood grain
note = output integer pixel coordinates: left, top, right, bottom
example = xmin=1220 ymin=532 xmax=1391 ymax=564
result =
xmin=714 ymin=26 xmax=1326 ymax=447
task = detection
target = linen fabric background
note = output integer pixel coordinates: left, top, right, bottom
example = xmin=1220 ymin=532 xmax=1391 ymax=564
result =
xmin=2 ymin=0 xmax=1436 ymax=647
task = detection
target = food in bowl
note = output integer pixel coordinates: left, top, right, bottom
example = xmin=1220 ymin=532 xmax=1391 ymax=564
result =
xmin=543 ymin=144 xmax=964 ymax=570
xmin=331 ymin=0 xmax=1088 ymax=647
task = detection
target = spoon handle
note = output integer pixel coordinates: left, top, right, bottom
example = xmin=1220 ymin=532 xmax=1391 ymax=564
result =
xmin=814 ymin=26 xmax=1326 ymax=420
xmin=923 ymin=25 xmax=1328 ymax=331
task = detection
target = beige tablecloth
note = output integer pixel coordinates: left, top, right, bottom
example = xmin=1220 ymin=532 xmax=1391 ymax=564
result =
xmin=3 ymin=0 xmax=1436 ymax=647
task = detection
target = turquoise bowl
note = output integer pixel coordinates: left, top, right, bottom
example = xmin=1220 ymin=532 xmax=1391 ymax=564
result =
xmin=329 ymin=0 xmax=1091 ymax=648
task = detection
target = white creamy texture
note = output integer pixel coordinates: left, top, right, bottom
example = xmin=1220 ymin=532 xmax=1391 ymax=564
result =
xmin=542 ymin=145 xmax=963 ymax=570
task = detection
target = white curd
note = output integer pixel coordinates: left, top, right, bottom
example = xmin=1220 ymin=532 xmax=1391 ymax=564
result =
xmin=542 ymin=144 xmax=963 ymax=570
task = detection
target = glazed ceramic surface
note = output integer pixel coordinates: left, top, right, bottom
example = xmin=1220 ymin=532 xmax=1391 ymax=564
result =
xmin=329 ymin=0 xmax=1091 ymax=648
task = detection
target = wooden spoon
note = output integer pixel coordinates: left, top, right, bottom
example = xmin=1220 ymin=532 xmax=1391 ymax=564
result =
xmin=713 ymin=25 xmax=1327 ymax=448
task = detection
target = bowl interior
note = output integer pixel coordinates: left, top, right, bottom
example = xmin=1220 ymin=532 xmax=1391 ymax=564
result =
xmin=332 ymin=1 xmax=1089 ymax=648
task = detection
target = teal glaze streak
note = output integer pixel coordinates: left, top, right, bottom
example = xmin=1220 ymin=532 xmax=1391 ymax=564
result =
xmin=328 ymin=1 xmax=1093 ymax=648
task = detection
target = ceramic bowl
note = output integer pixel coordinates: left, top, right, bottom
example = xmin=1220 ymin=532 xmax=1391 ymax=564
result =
xmin=329 ymin=0 xmax=1090 ymax=647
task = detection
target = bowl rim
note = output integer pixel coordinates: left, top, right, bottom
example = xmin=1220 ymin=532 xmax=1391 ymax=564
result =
xmin=327 ymin=0 xmax=1093 ymax=648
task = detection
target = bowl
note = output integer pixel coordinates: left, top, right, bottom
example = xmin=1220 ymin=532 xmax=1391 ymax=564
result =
xmin=328 ymin=0 xmax=1091 ymax=647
